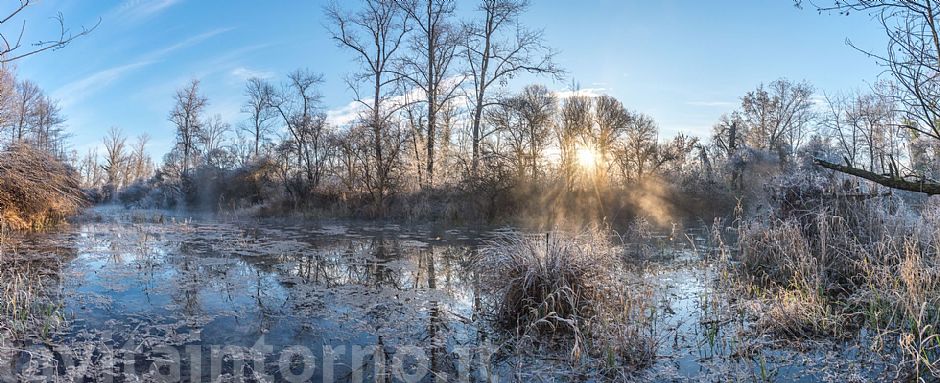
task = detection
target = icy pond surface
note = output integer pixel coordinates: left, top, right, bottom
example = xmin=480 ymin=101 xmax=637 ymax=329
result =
xmin=0 ymin=206 xmax=899 ymax=382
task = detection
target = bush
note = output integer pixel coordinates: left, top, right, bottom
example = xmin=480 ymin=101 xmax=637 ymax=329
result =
xmin=0 ymin=144 xmax=85 ymax=230
xmin=117 ymin=181 xmax=150 ymax=207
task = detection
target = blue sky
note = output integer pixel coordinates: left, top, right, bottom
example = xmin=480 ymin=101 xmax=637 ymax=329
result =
xmin=15 ymin=0 xmax=888 ymax=158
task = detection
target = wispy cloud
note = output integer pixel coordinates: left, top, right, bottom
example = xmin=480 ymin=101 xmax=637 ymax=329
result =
xmin=53 ymin=28 xmax=232 ymax=108
xmin=685 ymin=100 xmax=736 ymax=107
xmin=53 ymin=61 xmax=155 ymax=107
xmin=230 ymin=67 xmax=275 ymax=81
xmin=109 ymin=0 xmax=183 ymax=22
xmin=144 ymin=27 xmax=234 ymax=60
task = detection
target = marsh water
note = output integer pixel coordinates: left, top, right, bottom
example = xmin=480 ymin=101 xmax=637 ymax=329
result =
xmin=0 ymin=207 xmax=899 ymax=382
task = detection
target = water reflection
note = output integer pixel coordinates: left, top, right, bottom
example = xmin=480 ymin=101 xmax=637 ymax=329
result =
xmin=1 ymin=212 xmax=486 ymax=381
xmin=0 ymin=209 xmax=888 ymax=382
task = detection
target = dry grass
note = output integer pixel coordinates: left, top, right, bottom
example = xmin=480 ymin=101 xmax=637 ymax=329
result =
xmin=0 ymin=144 xmax=85 ymax=231
xmin=722 ymin=192 xmax=940 ymax=380
xmin=860 ymin=234 xmax=940 ymax=381
xmin=0 ymin=256 xmax=65 ymax=342
xmin=474 ymin=229 xmax=657 ymax=371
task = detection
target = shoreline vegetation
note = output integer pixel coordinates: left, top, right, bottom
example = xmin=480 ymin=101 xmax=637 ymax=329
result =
xmin=0 ymin=144 xmax=84 ymax=231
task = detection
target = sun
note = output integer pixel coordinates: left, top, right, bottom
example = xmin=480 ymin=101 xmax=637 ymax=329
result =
xmin=575 ymin=145 xmax=598 ymax=171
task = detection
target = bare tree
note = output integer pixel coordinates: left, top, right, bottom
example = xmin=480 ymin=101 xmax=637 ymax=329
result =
xmin=557 ymin=94 xmax=592 ymax=188
xmin=402 ymin=98 xmax=427 ymax=186
xmin=593 ymin=95 xmax=630 ymax=171
xmin=31 ymin=95 xmax=66 ymax=156
xmin=12 ymin=79 xmax=39 ymax=143
xmin=0 ymin=1 xmax=98 ymax=63
xmin=617 ymin=114 xmax=697 ymax=182
xmin=168 ymin=79 xmax=208 ymax=174
xmin=462 ymin=0 xmax=561 ymax=175
xmin=242 ymin=77 xmax=276 ymax=158
xmin=618 ymin=113 xmax=658 ymax=182
xmin=0 ymin=68 xmax=16 ymax=138
xmin=268 ymin=69 xmax=328 ymax=188
xmin=101 ymin=126 xmax=127 ymax=192
xmin=78 ymin=147 xmax=102 ymax=189
xmin=200 ymin=114 xmax=231 ymax=168
xmin=129 ymin=133 xmax=152 ymax=183
xmin=326 ymin=0 xmax=410 ymax=207
xmin=740 ymin=79 xmax=815 ymax=163
xmin=396 ymin=0 xmax=462 ymax=188
xmin=711 ymin=112 xmax=747 ymax=188
xmin=492 ymin=84 xmax=555 ymax=182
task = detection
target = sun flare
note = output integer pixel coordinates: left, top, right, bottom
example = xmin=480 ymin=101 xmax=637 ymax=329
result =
xmin=575 ymin=145 xmax=599 ymax=171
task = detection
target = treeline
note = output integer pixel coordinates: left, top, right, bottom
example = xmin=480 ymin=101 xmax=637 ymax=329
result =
xmin=0 ymin=67 xmax=70 ymax=159
xmin=77 ymin=128 xmax=154 ymax=202
xmin=80 ymin=0 xmax=934 ymax=225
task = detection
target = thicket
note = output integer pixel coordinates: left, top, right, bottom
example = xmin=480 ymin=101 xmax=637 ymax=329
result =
xmin=0 ymin=144 xmax=85 ymax=231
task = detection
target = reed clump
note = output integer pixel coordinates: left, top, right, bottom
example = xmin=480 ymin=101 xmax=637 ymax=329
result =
xmin=475 ymin=230 xmax=657 ymax=370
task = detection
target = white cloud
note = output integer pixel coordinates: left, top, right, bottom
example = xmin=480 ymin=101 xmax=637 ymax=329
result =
xmin=230 ymin=67 xmax=274 ymax=81
xmin=685 ymin=101 xmax=736 ymax=107
xmin=553 ymin=87 xmax=607 ymax=99
xmin=326 ymin=101 xmax=363 ymax=127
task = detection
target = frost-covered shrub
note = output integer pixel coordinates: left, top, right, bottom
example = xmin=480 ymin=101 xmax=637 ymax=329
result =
xmin=117 ymin=181 xmax=150 ymax=207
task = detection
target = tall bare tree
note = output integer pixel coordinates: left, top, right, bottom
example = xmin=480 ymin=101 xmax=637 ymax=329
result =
xmin=101 ymin=126 xmax=127 ymax=191
xmin=557 ymin=95 xmax=592 ymax=188
xmin=593 ymin=95 xmax=631 ymax=176
xmin=31 ymin=95 xmax=66 ymax=156
xmin=242 ymin=77 xmax=277 ymax=159
xmin=618 ymin=114 xmax=697 ymax=182
xmin=493 ymin=84 xmax=555 ymax=182
xmin=168 ymin=79 xmax=208 ymax=174
xmin=711 ymin=112 xmax=747 ymax=188
xmin=396 ymin=0 xmax=462 ymax=188
xmin=200 ymin=114 xmax=231 ymax=169
xmin=326 ymin=0 xmax=410 ymax=207
xmin=0 ymin=68 xmax=15 ymax=135
xmin=78 ymin=147 xmax=102 ymax=189
xmin=463 ymin=0 xmax=560 ymax=175
xmin=12 ymin=79 xmax=40 ymax=143
xmin=129 ymin=134 xmax=152 ymax=183
xmin=268 ymin=69 xmax=328 ymax=188
xmin=618 ymin=113 xmax=658 ymax=182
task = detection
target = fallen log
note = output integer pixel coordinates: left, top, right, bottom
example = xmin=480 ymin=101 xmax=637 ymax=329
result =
xmin=814 ymin=158 xmax=940 ymax=195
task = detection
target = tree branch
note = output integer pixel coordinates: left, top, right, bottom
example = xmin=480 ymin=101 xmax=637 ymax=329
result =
xmin=814 ymin=157 xmax=940 ymax=195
